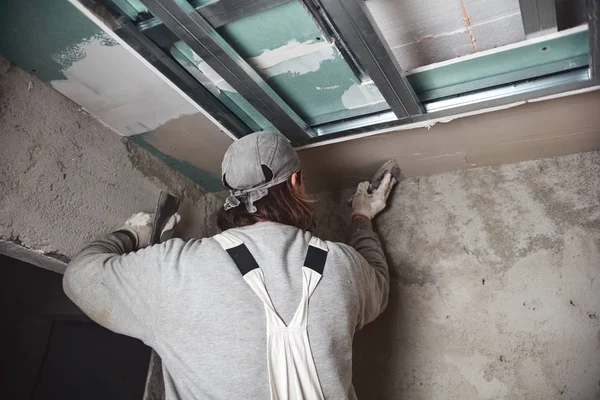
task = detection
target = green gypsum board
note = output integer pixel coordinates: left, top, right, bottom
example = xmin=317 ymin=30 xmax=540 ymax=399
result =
xmin=407 ymin=26 xmax=590 ymax=101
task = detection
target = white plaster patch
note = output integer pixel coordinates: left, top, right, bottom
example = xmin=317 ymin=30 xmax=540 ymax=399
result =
xmin=341 ymin=83 xmax=386 ymax=110
xmin=247 ymin=40 xmax=335 ymax=77
xmin=51 ymin=36 xmax=198 ymax=136
xmin=190 ymin=52 xmax=236 ymax=93
xmin=316 ymin=85 xmax=340 ymax=90
xmin=444 ymin=351 xmax=509 ymax=399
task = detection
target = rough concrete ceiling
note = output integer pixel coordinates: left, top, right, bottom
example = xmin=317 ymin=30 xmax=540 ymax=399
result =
xmin=367 ymin=0 xmax=588 ymax=71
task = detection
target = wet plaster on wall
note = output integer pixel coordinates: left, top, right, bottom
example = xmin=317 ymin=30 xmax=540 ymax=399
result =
xmin=0 ymin=56 xmax=217 ymax=262
xmin=299 ymin=89 xmax=600 ymax=192
xmin=129 ymin=113 xmax=234 ymax=192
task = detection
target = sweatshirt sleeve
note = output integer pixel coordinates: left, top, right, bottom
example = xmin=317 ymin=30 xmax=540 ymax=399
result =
xmin=346 ymin=218 xmax=390 ymax=330
xmin=63 ymin=232 xmax=185 ymax=344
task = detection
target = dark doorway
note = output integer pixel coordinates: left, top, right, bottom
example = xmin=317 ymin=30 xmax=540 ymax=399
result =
xmin=0 ymin=254 xmax=151 ymax=400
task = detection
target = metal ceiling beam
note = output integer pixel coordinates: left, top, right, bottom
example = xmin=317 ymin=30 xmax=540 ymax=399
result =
xmin=299 ymin=0 xmax=369 ymax=83
xmin=140 ymin=0 xmax=314 ymax=144
xmin=140 ymin=0 xmax=291 ymax=29
xmin=588 ymin=0 xmax=600 ymax=78
xmin=312 ymin=67 xmax=595 ymax=139
xmin=192 ymin=0 xmax=291 ymax=27
xmin=518 ymin=0 xmax=558 ymax=38
xmin=138 ymin=0 xmax=292 ymax=47
xmin=303 ymin=0 xmax=423 ymax=119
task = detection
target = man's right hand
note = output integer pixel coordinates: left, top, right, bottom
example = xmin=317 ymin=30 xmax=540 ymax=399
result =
xmin=351 ymin=172 xmax=396 ymax=220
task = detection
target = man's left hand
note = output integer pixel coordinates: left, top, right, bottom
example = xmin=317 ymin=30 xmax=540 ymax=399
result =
xmin=120 ymin=212 xmax=180 ymax=249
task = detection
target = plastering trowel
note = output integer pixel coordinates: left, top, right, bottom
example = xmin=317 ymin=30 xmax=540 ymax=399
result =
xmin=149 ymin=190 xmax=180 ymax=245
xmin=370 ymin=160 xmax=405 ymax=190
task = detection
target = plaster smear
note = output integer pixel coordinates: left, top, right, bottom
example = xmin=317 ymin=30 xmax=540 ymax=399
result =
xmin=191 ymin=52 xmax=236 ymax=93
xmin=50 ymin=36 xmax=198 ymax=136
xmin=341 ymin=83 xmax=386 ymax=109
xmin=133 ymin=112 xmax=233 ymax=191
xmin=247 ymin=39 xmax=335 ymax=77
xmin=316 ymin=85 xmax=340 ymax=90
xmin=444 ymin=352 xmax=509 ymax=399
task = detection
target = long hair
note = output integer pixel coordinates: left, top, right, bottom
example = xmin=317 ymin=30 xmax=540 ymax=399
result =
xmin=217 ymin=171 xmax=314 ymax=232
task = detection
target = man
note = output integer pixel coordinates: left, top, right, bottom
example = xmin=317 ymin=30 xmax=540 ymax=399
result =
xmin=64 ymin=131 xmax=396 ymax=399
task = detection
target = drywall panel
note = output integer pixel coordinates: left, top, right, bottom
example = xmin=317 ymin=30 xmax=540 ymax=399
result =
xmin=298 ymin=90 xmax=600 ymax=191
xmin=50 ymin=39 xmax=200 ymax=136
xmin=0 ymin=0 xmax=233 ymax=191
xmin=216 ymin=1 xmax=388 ymax=124
xmin=0 ymin=0 xmax=198 ymax=136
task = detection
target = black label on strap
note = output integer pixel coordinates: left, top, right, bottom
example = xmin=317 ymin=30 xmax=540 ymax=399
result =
xmin=304 ymin=246 xmax=327 ymax=275
xmin=226 ymin=244 xmax=260 ymax=276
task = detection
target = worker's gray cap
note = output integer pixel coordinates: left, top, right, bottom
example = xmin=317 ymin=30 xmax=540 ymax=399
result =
xmin=221 ymin=131 xmax=300 ymax=213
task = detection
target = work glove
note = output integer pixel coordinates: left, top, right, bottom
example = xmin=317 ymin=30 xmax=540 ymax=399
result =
xmin=351 ymin=172 xmax=396 ymax=220
xmin=119 ymin=212 xmax=180 ymax=249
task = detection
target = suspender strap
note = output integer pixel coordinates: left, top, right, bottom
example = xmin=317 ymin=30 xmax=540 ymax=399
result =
xmin=215 ymin=232 xmax=328 ymax=277
xmin=213 ymin=231 xmax=328 ymax=400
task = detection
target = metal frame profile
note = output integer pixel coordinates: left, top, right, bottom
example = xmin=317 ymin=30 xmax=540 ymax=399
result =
xmin=518 ymin=0 xmax=557 ymax=38
xmin=302 ymin=0 xmax=423 ymax=119
xmin=138 ymin=0 xmax=292 ymax=31
xmin=589 ymin=0 xmax=600 ymax=79
xmin=140 ymin=0 xmax=315 ymax=144
xmin=313 ymin=68 xmax=593 ymax=137
xmin=86 ymin=0 xmax=252 ymax=138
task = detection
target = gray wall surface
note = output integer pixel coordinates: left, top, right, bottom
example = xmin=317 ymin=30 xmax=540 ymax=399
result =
xmin=0 ymin=55 xmax=221 ymax=264
xmin=352 ymin=152 xmax=600 ymax=399
xmin=1 ymin=57 xmax=599 ymax=399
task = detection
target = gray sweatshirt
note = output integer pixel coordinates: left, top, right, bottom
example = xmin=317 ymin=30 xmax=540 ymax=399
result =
xmin=63 ymin=219 xmax=389 ymax=399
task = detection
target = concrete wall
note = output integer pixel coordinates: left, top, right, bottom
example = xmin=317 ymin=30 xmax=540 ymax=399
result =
xmin=0 ymin=55 xmax=223 ymax=267
xmin=353 ymin=151 xmax=600 ymax=399
xmin=1 ymin=58 xmax=599 ymax=399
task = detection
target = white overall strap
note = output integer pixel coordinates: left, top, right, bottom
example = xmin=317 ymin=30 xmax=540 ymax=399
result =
xmin=287 ymin=236 xmax=328 ymax=327
xmin=213 ymin=233 xmax=329 ymax=400
xmin=214 ymin=232 xmax=286 ymax=329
